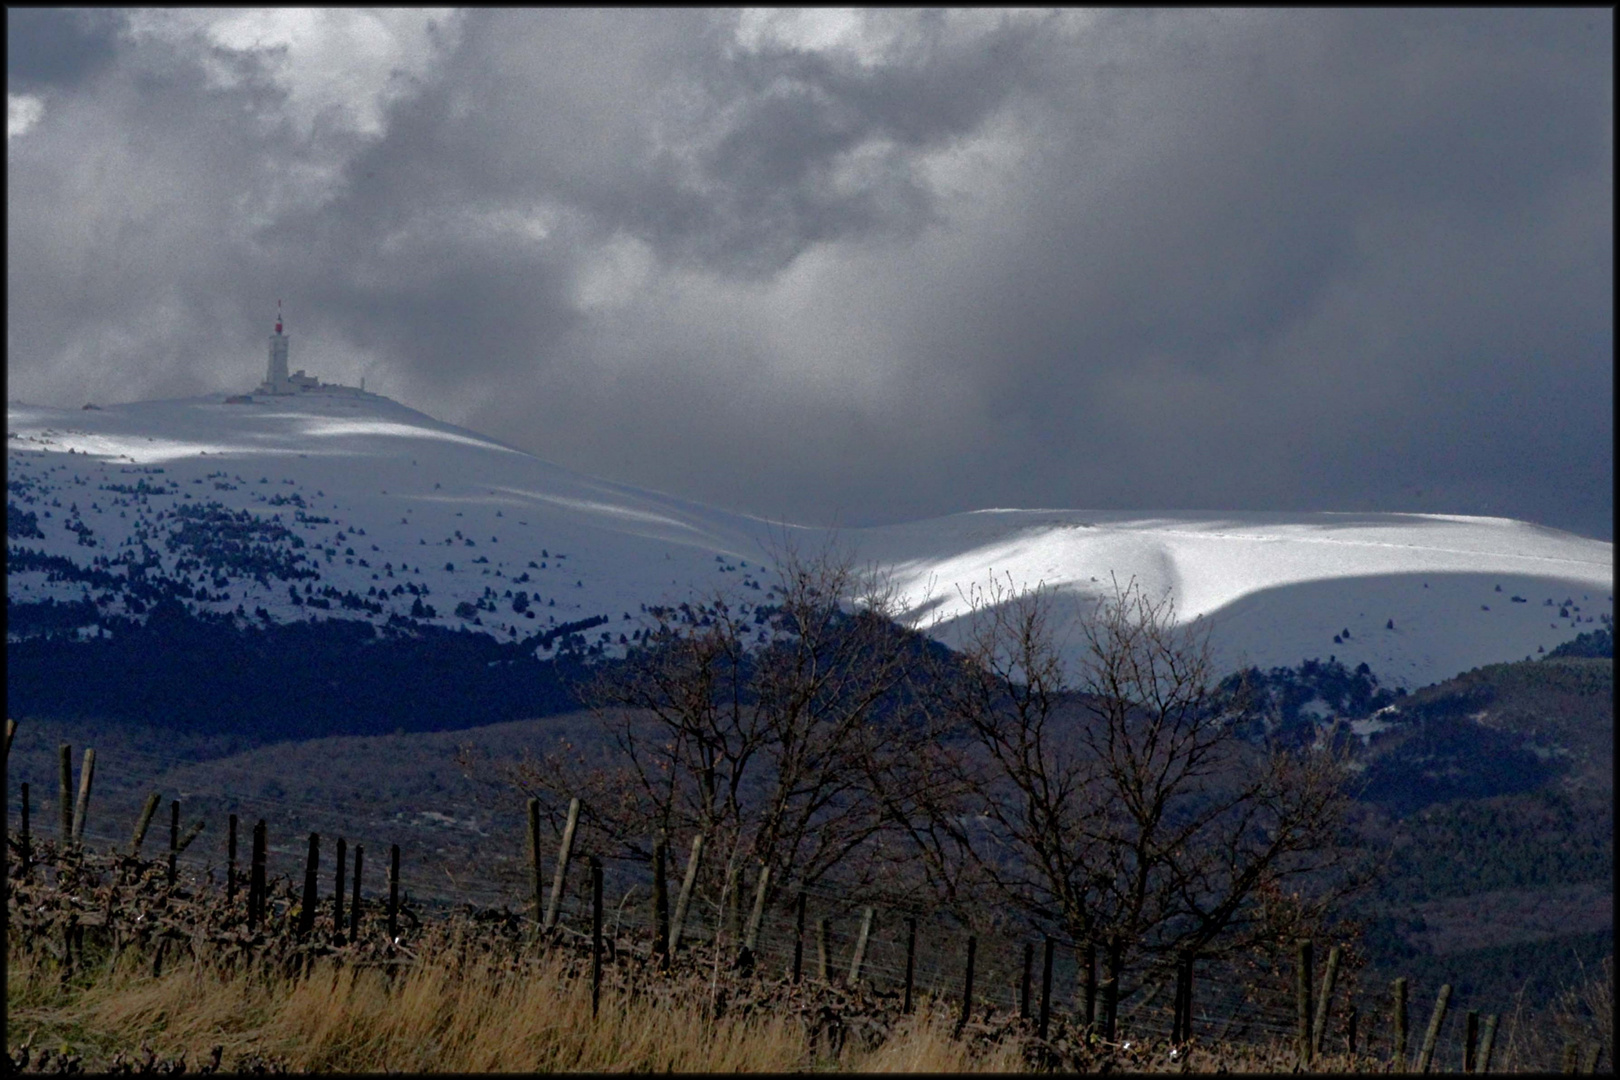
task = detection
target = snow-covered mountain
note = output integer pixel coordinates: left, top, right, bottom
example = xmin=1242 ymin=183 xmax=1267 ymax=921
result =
xmin=8 ymin=392 xmax=1612 ymax=689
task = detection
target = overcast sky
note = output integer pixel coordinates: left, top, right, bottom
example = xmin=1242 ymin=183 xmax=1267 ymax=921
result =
xmin=8 ymin=9 xmax=1613 ymax=539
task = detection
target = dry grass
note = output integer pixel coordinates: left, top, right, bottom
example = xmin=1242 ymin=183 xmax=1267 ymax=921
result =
xmin=12 ymin=933 xmax=1602 ymax=1072
xmin=9 ymin=946 xmax=797 ymax=1071
xmin=7 ymin=938 xmax=1036 ymax=1072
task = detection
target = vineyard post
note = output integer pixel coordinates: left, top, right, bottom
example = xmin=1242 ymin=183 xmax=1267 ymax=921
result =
xmin=1020 ymin=942 xmax=1033 ymax=1020
xmin=1174 ymin=949 xmax=1193 ymax=1043
xmin=651 ymin=832 xmax=670 ymax=967
xmin=1463 ymin=1009 xmax=1478 ymax=1073
xmin=350 ymin=844 xmax=364 ymax=939
xmin=670 ymin=834 xmax=703 ymax=955
xmin=1313 ymin=944 xmax=1342 ymax=1054
xmin=816 ymin=917 xmax=831 ymax=982
xmin=70 ymin=748 xmax=95 ymax=847
xmin=1476 ymin=1013 xmax=1498 ymax=1073
xmin=741 ymin=865 xmax=773 ymax=972
xmin=543 ymin=797 xmax=579 ymax=930
xmin=1393 ymin=977 xmax=1409 ymax=1069
xmin=249 ymin=819 xmax=267 ymax=928
xmin=58 ymin=743 xmax=72 ymax=845
xmin=19 ymin=782 xmax=30 ymax=879
xmin=1083 ymin=940 xmax=1097 ymax=1029
xmin=954 ymin=935 xmax=977 ymax=1039
xmin=846 ymin=905 xmax=872 ymax=985
xmin=1296 ymin=939 xmax=1314 ymax=1064
xmin=903 ymin=916 xmax=917 ymax=1014
xmin=227 ymin=814 xmax=238 ymax=904
xmin=131 ymin=792 xmax=161 ymax=855
xmin=297 ymin=833 xmax=320 ymax=939
xmin=590 ymin=856 xmax=603 ymax=1019
xmin=1348 ymin=1004 xmax=1360 ymax=1057
xmin=1103 ymin=934 xmax=1122 ymax=1041
xmin=528 ymin=799 xmax=543 ymax=930
xmin=1185 ymin=950 xmax=1198 ymax=1043
xmin=333 ymin=836 xmax=347 ymax=943
xmin=791 ymin=890 xmax=806 ymax=983
xmin=175 ymin=818 xmax=205 ymax=856
xmin=1415 ymin=983 xmax=1451 ymax=1073
xmin=1171 ymin=953 xmax=1185 ymax=1042
xmin=722 ymin=857 xmax=742 ymax=945
xmin=387 ymin=843 xmax=400 ymax=940
xmin=167 ymin=800 xmax=180 ymax=886
xmin=1039 ymin=936 xmax=1055 ymax=1041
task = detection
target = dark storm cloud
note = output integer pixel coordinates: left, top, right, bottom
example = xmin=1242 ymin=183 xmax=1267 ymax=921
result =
xmin=6 ymin=9 xmax=1612 ymax=540
xmin=7 ymin=8 xmax=127 ymax=89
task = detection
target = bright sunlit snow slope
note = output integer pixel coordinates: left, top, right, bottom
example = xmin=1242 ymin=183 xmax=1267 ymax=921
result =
xmin=7 ymin=394 xmax=1612 ymax=688
xmin=861 ymin=510 xmax=1612 ymax=688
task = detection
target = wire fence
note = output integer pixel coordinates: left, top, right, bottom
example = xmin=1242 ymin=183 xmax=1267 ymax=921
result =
xmin=4 ymin=731 xmax=1603 ymax=1073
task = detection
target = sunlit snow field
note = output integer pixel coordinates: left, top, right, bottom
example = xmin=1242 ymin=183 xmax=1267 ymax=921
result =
xmin=8 ymin=393 xmax=1612 ymax=689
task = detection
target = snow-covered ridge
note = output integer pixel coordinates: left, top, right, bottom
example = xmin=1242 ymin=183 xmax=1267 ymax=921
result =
xmin=7 ymin=394 xmax=1612 ymax=688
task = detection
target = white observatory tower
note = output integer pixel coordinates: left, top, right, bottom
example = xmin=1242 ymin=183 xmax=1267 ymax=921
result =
xmin=266 ymin=300 xmax=291 ymax=394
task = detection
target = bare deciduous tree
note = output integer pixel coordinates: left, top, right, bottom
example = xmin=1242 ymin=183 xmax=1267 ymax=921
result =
xmin=914 ymin=574 xmax=1363 ymax=999
xmin=504 ymin=539 xmax=938 ymax=929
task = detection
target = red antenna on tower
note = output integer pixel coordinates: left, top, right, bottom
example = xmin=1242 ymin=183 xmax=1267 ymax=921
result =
xmin=275 ymin=299 xmax=283 ymax=335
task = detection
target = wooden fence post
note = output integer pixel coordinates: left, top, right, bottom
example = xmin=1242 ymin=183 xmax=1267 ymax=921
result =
xmin=333 ymin=837 xmax=347 ymax=942
xmin=175 ymin=818 xmax=205 ymax=855
xmin=590 ymin=857 xmax=603 ymax=1019
xmin=1415 ymin=983 xmax=1451 ymax=1074
xmin=903 ymin=917 xmax=917 ymax=1015
xmin=670 ymin=834 xmax=704 ymax=956
xmin=846 ymin=905 xmax=873 ymax=985
xmin=1039 ymin=936 xmax=1055 ymax=1041
xmin=651 ymin=832 xmax=669 ymax=966
xmin=1296 ymin=939 xmax=1314 ymax=1064
xmin=387 ymin=843 xmax=400 ymax=940
xmin=1174 ymin=949 xmax=1194 ymax=1043
xmin=1348 ymin=1004 xmax=1359 ymax=1057
xmin=816 ymin=917 xmax=831 ymax=982
xmin=58 ymin=743 xmax=73 ymax=845
xmin=1104 ymin=935 xmax=1122 ymax=1041
xmin=297 ymin=833 xmax=320 ymax=939
xmin=1394 ymin=977 xmax=1409 ymax=1069
xmin=1476 ymin=1013 xmax=1498 ymax=1073
xmin=745 ymin=866 xmax=773 ymax=969
xmin=249 ymin=819 xmax=267 ymax=928
xmin=1463 ymin=1009 xmax=1478 ymax=1073
xmin=792 ymin=890 xmax=807 ymax=984
xmin=1313 ymin=944 xmax=1342 ymax=1054
xmin=543 ymin=798 xmax=579 ymax=930
xmin=1171 ymin=954 xmax=1185 ymax=1043
xmin=19 ymin=782 xmax=30 ymax=879
xmin=721 ymin=856 xmax=742 ymax=946
xmin=167 ymin=800 xmax=180 ymax=885
xmin=1021 ymin=942 xmax=1034 ymax=1020
xmin=227 ymin=814 xmax=239 ymax=903
xmin=350 ymin=844 xmax=364 ymax=939
xmin=131 ymin=792 xmax=161 ymax=855
xmin=1083 ymin=940 xmax=1097 ymax=1029
xmin=528 ymin=799 xmax=544 ymax=928
xmin=70 ymin=748 xmax=95 ymax=847
xmin=955 ymin=935 xmax=978 ymax=1038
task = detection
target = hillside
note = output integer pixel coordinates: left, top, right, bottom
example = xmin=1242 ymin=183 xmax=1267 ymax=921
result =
xmin=8 ymin=393 xmax=1613 ymax=701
